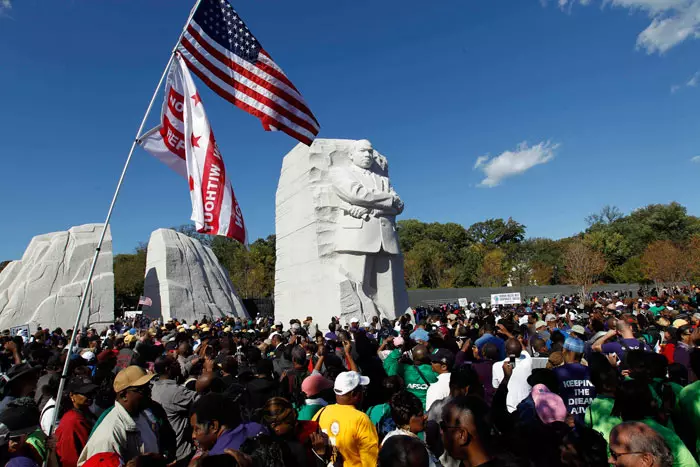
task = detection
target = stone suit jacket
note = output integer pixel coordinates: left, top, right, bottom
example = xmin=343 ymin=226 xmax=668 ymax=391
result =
xmin=331 ymin=164 xmax=402 ymax=255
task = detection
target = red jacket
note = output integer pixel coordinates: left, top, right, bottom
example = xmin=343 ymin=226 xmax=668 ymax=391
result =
xmin=55 ymin=409 xmax=94 ymax=467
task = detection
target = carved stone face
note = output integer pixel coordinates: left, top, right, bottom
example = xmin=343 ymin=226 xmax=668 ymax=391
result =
xmin=351 ymin=140 xmax=374 ymax=169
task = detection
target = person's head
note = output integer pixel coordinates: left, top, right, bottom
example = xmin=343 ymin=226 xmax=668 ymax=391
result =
xmin=668 ymin=362 xmax=689 ymax=386
xmin=378 ymin=435 xmax=429 ymax=467
xmin=550 ymin=330 xmax=566 ymax=351
xmin=608 ymin=421 xmax=673 ymax=467
xmin=328 ymin=322 xmax=336 ymax=333
xmin=559 ymin=425 xmax=609 ymax=467
xmin=390 ymin=391 xmax=426 ymax=434
xmin=530 ymin=336 xmax=547 ymax=354
xmin=301 ymin=373 xmax=333 ymax=399
xmin=2 ymin=363 xmax=40 ymax=399
xmin=270 ymin=333 xmax=282 ymax=347
xmin=261 ymin=397 xmax=298 ymax=437
xmin=479 ymin=343 xmax=499 ymax=361
xmin=412 ymin=345 xmax=430 ymax=364
xmin=190 ymin=393 xmax=239 ymax=452
xmin=113 ymin=365 xmax=155 ymax=414
xmin=441 ymin=396 xmax=493 ymax=462
xmin=196 ymin=372 xmax=225 ymax=394
xmin=239 ymin=433 xmax=286 ymax=467
xmin=0 ymin=398 xmax=40 ymax=458
xmin=350 ymin=139 xmax=374 ymax=169
xmin=154 ymin=355 xmax=181 ymax=382
xmin=677 ymin=325 xmax=693 ymax=345
xmin=611 ymin=379 xmax=655 ymax=421
xmin=589 ymin=355 xmax=619 ymax=396
xmin=380 ymin=375 xmax=404 ymax=403
xmin=68 ymin=375 xmax=98 ymax=411
xmin=505 ymin=338 xmax=522 ymax=359
xmin=290 ymin=346 xmax=307 ymax=370
xmin=430 ymin=349 xmax=455 ymax=375
xmin=178 ymin=341 xmax=192 ymax=357
xmin=616 ymin=320 xmax=634 ymax=338
xmin=333 ymin=371 xmax=369 ymax=407
xmin=562 ymin=337 xmax=585 ymax=364
xmin=449 ymin=365 xmax=483 ymax=398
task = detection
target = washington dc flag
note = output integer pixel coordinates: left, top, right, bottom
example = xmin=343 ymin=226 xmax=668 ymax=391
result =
xmin=139 ymin=53 xmax=246 ymax=244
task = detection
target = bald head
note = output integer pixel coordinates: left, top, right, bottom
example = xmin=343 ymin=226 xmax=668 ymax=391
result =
xmin=412 ymin=345 xmax=430 ymax=364
xmin=505 ymin=338 xmax=522 ymax=358
xmin=609 ymin=422 xmax=672 ymax=467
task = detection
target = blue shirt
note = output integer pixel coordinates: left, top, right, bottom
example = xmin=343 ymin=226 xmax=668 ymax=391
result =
xmin=554 ymin=363 xmax=596 ymax=423
xmin=475 ymin=333 xmax=505 ymax=360
xmin=208 ymin=423 xmax=267 ymax=454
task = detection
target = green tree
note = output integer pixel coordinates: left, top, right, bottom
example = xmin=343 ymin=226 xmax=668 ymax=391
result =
xmin=113 ymin=243 xmax=147 ymax=309
xmin=477 ymin=248 xmax=507 ymax=287
xmin=467 ymin=218 xmax=526 ymax=246
xmin=610 ymin=256 xmax=645 ymax=284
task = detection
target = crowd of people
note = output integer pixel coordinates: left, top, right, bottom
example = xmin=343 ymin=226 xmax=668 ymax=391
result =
xmin=1 ymin=286 xmax=700 ymax=467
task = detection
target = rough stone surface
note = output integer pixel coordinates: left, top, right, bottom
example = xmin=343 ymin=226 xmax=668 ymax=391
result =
xmin=0 ymin=224 xmax=114 ymax=331
xmin=275 ymin=139 xmax=410 ymax=327
xmin=144 ymin=229 xmax=248 ymax=322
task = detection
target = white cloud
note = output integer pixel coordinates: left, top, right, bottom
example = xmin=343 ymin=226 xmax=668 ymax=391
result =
xmin=692 ymin=155 xmax=700 ymax=162
xmin=670 ymin=70 xmax=700 ymax=93
xmin=474 ymin=141 xmax=559 ymax=187
xmin=473 ymin=155 xmax=489 ymax=169
xmin=0 ymin=0 xmax=11 ymax=17
xmin=551 ymin=0 xmax=700 ymax=54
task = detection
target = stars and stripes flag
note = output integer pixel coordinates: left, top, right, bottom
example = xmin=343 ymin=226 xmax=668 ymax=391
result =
xmin=139 ymin=54 xmax=247 ymax=244
xmin=177 ymin=0 xmax=319 ymax=145
xmin=138 ymin=296 xmax=153 ymax=307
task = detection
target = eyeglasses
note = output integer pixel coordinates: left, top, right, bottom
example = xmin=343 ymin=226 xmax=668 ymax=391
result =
xmin=610 ymin=450 xmax=645 ymax=461
xmin=127 ymin=386 xmax=150 ymax=395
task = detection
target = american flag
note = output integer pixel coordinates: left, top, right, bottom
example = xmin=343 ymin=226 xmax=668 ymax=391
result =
xmin=138 ymin=296 xmax=153 ymax=307
xmin=177 ymin=0 xmax=320 ymax=145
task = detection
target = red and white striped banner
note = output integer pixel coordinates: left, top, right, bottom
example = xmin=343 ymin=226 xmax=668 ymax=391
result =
xmin=139 ymin=54 xmax=246 ymax=244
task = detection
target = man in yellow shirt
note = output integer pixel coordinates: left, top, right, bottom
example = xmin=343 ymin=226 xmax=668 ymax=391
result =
xmin=313 ymin=371 xmax=378 ymax=467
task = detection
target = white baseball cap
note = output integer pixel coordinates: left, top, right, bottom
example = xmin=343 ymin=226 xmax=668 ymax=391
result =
xmin=350 ymin=317 xmax=360 ymax=324
xmin=334 ymin=371 xmax=370 ymax=395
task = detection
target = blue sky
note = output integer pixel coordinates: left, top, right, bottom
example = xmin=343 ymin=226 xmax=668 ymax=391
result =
xmin=1 ymin=0 xmax=699 ymax=260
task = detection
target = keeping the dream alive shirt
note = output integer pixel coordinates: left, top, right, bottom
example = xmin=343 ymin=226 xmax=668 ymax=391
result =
xmin=554 ymin=363 xmax=596 ymax=422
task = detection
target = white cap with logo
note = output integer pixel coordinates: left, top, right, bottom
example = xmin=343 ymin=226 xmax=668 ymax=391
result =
xmin=334 ymin=371 xmax=370 ymax=395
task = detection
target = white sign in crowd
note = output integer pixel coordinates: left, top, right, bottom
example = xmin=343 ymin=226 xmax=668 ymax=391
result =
xmin=490 ymin=292 xmax=522 ymax=305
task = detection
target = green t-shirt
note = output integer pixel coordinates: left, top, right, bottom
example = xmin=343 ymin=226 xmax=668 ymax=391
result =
xmin=643 ymin=418 xmax=699 ymax=467
xmin=383 ymin=350 xmax=438 ymax=409
xmin=366 ymin=402 xmax=391 ymax=426
xmin=298 ymin=402 xmax=324 ymax=421
xmin=680 ymin=381 xmax=700 ymax=462
xmin=585 ymin=396 xmax=622 ymax=440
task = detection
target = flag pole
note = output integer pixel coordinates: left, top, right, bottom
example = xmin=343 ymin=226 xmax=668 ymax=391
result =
xmin=46 ymin=0 xmax=202 ymax=444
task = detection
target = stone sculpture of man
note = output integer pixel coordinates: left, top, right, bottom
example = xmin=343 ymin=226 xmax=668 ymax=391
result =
xmin=330 ymin=139 xmax=406 ymax=321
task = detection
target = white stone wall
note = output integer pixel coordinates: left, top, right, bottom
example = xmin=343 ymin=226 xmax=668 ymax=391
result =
xmin=144 ymin=228 xmax=248 ymax=322
xmin=0 ymin=224 xmax=114 ymax=331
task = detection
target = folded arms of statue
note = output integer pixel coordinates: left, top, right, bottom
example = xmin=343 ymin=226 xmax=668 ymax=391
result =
xmin=334 ymin=180 xmax=402 ymax=219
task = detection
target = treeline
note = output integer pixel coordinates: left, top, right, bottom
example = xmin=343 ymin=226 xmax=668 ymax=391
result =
xmin=114 ymin=225 xmax=276 ymax=309
xmin=401 ymin=202 xmax=700 ymax=290
xmin=113 ymin=202 xmax=700 ymax=308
